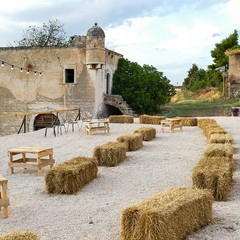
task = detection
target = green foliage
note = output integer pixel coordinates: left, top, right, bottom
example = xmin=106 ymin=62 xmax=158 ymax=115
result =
xmin=182 ymin=64 xmax=207 ymax=91
xmin=161 ymin=91 xmax=239 ymax=117
xmin=15 ymin=19 xmax=68 ymax=47
xmin=205 ymin=69 xmax=223 ymax=90
xmin=183 ymin=64 xmax=223 ymax=92
xmin=210 ymin=30 xmax=239 ymax=71
xmin=183 ymin=30 xmax=239 ymax=93
xmin=112 ymin=58 xmax=175 ymax=114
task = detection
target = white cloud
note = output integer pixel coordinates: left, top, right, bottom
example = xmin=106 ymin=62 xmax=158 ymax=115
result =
xmin=105 ymin=17 xmax=152 ymax=47
xmin=225 ymin=0 xmax=240 ymax=23
xmin=1 ymin=0 xmax=54 ymax=14
xmin=157 ymin=19 xmax=221 ymax=55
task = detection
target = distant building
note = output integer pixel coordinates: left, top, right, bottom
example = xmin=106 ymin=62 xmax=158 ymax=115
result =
xmin=0 ymin=23 xmax=127 ymax=135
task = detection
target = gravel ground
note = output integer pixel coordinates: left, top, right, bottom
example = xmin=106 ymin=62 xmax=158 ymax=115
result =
xmin=0 ymin=117 xmax=239 ymax=240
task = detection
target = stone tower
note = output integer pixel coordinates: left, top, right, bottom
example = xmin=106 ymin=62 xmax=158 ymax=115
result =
xmin=86 ymin=23 xmax=105 ymax=69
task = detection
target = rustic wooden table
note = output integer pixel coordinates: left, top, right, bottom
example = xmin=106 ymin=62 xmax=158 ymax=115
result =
xmin=161 ymin=118 xmax=183 ymax=133
xmin=8 ymin=147 xmax=55 ymax=176
xmin=85 ymin=120 xmax=110 ymax=135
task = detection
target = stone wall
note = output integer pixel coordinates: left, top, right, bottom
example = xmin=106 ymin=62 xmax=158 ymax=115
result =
xmin=0 ymin=45 xmax=122 ymax=135
xmin=226 ymin=49 xmax=240 ymax=98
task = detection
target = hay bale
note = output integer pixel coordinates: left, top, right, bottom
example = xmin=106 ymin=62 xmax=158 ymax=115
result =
xmin=139 ymin=115 xmax=166 ymax=124
xmin=192 ymin=157 xmax=233 ymax=201
xmin=93 ymin=141 xmax=127 ymax=167
xmin=134 ymin=127 xmax=156 ymax=141
xmin=108 ymin=115 xmax=134 ymax=123
xmin=204 ymin=143 xmax=233 ymax=159
xmin=205 ymin=127 xmax=227 ymax=139
xmin=117 ymin=133 xmax=143 ymax=151
xmin=209 ymin=133 xmax=233 ymax=144
xmin=202 ymin=124 xmax=222 ymax=137
xmin=120 ymin=187 xmax=213 ymax=240
xmin=0 ymin=231 xmax=40 ymax=240
xmin=45 ymin=156 xmax=98 ymax=194
xmin=177 ymin=117 xmax=198 ymax=126
xmin=198 ymin=118 xmax=217 ymax=128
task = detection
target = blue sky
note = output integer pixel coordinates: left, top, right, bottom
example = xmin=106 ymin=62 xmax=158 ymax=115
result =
xmin=0 ymin=0 xmax=239 ymax=85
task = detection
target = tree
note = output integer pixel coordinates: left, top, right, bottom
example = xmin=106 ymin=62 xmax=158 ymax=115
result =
xmin=210 ymin=30 xmax=239 ymax=71
xmin=112 ymin=58 xmax=175 ymax=114
xmin=182 ymin=64 xmax=207 ymax=91
xmin=15 ymin=19 xmax=68 ymax=47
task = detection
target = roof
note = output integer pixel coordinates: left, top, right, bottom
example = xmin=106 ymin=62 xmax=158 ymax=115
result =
xmin=87 ymin=23 xmax=105 ymax=37
xmin=225 ymin=48 xmax=240 ymax=56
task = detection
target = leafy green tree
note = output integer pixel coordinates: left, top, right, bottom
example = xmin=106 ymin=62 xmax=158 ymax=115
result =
xmin=210 ymin=30 xmax=239 ymax=71
xmin=15 ymin=19 xmax=68 ymax=47
xmin=112 ymin=58 xmax=175 ymax=114
xmin=183 ymin=64 xmax=207 ymax=91
xmin=205 ymin=69 xmax=223 ymax=89
xmin=183 ymin=30 xmax=239 ymax=93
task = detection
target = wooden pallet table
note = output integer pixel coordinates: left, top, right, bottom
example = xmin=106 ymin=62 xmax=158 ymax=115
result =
xmin=161 ymin=118 xmax=183 ymax=133
xmin=0 ymin=175 xmax=9 ymax=218
xmin=85 ymin=120 xmax=110 ymax=135
xmin=8 ymin=147 xmax=55 ymax=176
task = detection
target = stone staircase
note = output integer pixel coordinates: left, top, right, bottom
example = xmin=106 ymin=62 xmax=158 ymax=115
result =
xmin=103 ymin=94 xmax=135 ymax=116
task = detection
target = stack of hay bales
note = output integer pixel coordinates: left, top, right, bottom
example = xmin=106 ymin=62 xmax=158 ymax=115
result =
xmin=134 ymin=127 xmax=156 ymax=141
xmin=120 ymin=187 xmax=213 ymax=240
xmin=177 ymin=117 xmax=198 ymax=126
xmin=117 ymin=133 xmax=143 ymax=151
xmin=45 ymin=156 xmax=98 ymax=194
xmin=0 ymin=231 xmax=40 ymax=240
xmin=108 ymin=115 xmax=134 ymax=123
xmin=193 ymin=118 xmax=234 ymax=201
xmin=93 ymin=142 xmax=127 ymax=167
xmin=139 ymin=114 xmax=166 ymax=124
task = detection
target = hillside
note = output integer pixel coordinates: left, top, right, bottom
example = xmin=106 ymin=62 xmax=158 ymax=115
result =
xmin=161 ymin=88 xmax=240 ymax=117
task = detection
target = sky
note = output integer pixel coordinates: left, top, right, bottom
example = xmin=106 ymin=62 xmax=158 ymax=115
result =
xmin=0 ymin=0 xmax=240 ymax=85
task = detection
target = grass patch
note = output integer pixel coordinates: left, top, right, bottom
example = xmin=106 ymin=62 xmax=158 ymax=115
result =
xmin=161 ymin=89 xmax=240 ymax=117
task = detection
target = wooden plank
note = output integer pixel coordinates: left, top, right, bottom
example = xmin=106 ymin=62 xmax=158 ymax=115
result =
xmin=9 ymin=147 xmax=53 ymax=154
xmin=0 ymin=198 xmax=10 ymax=207
xmin=9 ymin=160 xmax=54 ymax=169
xmin=0 ymin=176 xmax=7 ymax=183
xmin=0 ymin=178 xmax=9 ymax=218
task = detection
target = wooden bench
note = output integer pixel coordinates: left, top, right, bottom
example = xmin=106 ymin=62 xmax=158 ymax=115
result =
xmin=161 ymin=118 xmax=182 ymax=132
xmin=0 ymin=175 xmax=10 ymax=218
xmin=8 ymin=147 xmax=55 ymax=176
xmin=85 ymin=120 xmax=110 ymax=135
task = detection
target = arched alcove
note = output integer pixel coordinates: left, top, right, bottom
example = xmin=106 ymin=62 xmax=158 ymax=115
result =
xmin=33 ymin=113 xmax=59 ymax=130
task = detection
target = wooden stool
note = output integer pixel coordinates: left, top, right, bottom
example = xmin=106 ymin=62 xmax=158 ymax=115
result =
xmin=0 ymin=175 xmax=10 ymax=218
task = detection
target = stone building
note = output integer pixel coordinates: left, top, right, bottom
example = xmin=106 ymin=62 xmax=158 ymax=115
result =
xmin=0 ymin=23 xmax=132 ymax=135
xmin=225 ymin=49 xmax=240 ymax=98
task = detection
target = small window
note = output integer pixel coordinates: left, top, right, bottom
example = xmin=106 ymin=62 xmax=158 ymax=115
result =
xmin=65 ymin=69 xmax=75 ymax=83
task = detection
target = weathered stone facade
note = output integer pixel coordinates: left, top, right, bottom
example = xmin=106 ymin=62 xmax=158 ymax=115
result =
xmin=226 ymin=49 xmax=240 ymax=98
xmin=0 ymin=23 xmax=123 ymax=135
